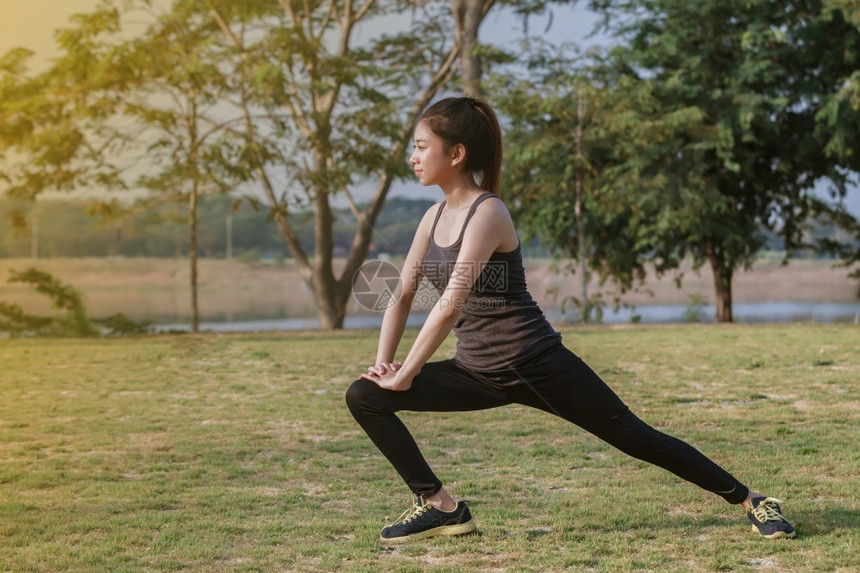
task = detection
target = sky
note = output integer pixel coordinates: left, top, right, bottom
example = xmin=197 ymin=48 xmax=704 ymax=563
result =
xmin=0 ymin=0 xmax=107 ymax=67
xmin=0 ymin=1 xmax=601 ymax=69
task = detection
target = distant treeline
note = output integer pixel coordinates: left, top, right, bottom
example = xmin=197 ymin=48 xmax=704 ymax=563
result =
xmin=0 ymin=196 xmax=446 ymax=259
xmin=0 ymin=195 xmax=842 ymax=260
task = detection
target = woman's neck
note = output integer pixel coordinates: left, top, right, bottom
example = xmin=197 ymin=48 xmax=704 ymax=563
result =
xmin=440 ymin=183 xmax=485 ymax=210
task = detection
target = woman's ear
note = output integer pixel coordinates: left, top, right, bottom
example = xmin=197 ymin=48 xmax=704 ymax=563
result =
xmin=450 ymin=143 xmax=466 ymax=166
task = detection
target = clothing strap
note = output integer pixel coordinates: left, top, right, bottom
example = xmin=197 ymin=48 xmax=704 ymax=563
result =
xmin=430 ymin=191 xmax=498 ymax=248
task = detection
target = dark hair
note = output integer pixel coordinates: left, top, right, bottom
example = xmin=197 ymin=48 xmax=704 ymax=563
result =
xmin=418 ymin=96 xmax=503 ymax=195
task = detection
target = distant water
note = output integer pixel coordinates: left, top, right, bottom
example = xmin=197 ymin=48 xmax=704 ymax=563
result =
xmin=154 ymin=301 xmax=860 ymax=333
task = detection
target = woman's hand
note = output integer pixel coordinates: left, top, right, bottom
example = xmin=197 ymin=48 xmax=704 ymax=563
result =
xmin=363 ymin=362 xmax=402 ymax=379
xmin=359 ymin=362 xmax=412 ymax=391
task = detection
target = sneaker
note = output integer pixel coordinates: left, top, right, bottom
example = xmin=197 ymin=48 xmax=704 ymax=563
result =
xmin=747 ymin=497 xmax=796 ymax=539
xmin=380 ymin=495 xmax=477 ymax=544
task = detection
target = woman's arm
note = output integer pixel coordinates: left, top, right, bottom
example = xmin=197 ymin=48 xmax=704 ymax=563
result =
xmin=365 ymin=205 xmax=437 ymax=377
xmin=365 ymin=199 xmax=516 ymax=391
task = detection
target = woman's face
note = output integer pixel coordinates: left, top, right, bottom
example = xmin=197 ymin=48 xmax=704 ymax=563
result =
xmin=409 ymin=121 xmax=454 ymax=187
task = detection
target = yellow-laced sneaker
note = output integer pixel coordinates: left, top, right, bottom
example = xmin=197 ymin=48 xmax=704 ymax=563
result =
xmin=380 ymin=495 xmax=477 ymax=544
xmin=747 ymin=497 xmax=796 ymax=539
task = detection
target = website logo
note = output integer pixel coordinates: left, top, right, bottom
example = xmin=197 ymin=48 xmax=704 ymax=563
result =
xmin=352 ymin=260 xmax=401 ymax=311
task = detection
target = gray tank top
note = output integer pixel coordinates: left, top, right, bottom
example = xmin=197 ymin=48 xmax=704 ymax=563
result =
xmin=422 ymin=192 xmax=561 ymax=377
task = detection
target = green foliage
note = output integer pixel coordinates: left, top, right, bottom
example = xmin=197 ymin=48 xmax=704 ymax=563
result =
xmin=0 ymin=301 xmax=53 ymax=336
xmin=502 ymin=1 xmax=860 ymax=322
xmin=93 ymin=313 xmax=153 ymax=336
xmin=0 ymin=7 xmax=127 ymax=200
xmin=682 ymin=293 xmax=708 ymax=323
xmin=0 ymin=268 xmax=98 ymax=337
xmin=0 ymin=268 xmax=153 ymax=336
xmin=596 ymin=0 xmax=860 ymax=314
xmin=561 ymin=292 xmax=606 ymax=324
xmin=496 ymin=41 xmax=692 ymax=311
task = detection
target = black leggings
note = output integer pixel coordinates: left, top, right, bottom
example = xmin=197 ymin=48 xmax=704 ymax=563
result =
xmin=345 ymin=344 xmax=749 ymax=504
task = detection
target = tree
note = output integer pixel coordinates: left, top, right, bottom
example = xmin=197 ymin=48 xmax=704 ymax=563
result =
xmin=2 ymin=0 xmax=571 ymax=330
xmin=0 ymin=3 xmax=230 ymax=332
xmin=208 ymin=0 xmax=572 ymax=328
xmin=499 ymin=45 xmax=608 ymax=321
xmin=584 ymin=0 xmax=860 ymax=321
xmin=200 ymin=0 xmax=476 ymax=329
xmin=498 ymin=42 xmax=694 ymax=321
xmin=0 ymin=14 xmax=128 ymax=206
xmin=1 ymin=0 xmax=458 ymax=330
xmin=112 ymin=4 xmax=237 ymax=332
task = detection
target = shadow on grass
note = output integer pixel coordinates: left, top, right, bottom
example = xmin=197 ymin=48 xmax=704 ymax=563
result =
xmin=557 ymin=506 xmax=860 ymax=539
xmin=561 ymin=514 xmax=742 ymax=537
xmin=794 ymin=507 xmax=860 ymax=537
xmin=379 ymin=530 xmax=482 ymax=551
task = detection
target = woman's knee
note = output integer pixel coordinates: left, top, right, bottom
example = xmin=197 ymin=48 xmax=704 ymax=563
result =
xmin=345 ymin=377 xmax=385 ymax=416
xmin=345 ymin=378 xmax=367 ymax=411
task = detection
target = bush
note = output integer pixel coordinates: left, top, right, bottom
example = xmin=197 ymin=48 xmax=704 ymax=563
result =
xmin=0 ymin=268 xmax=99 ymax=337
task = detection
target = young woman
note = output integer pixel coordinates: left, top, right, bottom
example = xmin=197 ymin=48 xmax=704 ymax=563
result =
xmin=345 ymin=96 xmax=796 ymax=544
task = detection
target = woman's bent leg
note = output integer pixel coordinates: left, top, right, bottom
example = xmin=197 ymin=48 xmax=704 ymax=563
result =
xmin=345 ymin=359 xmax=509 ymax=497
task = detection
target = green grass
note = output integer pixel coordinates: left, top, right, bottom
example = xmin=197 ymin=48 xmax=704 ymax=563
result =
xmin=1 ymin=324 xmax=858 ymax=572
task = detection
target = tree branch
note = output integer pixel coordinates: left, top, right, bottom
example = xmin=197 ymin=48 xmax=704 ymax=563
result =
xmin=341 ymin=186 xmax=362 ymax=220
xmin=351 ymin=0 xmax=375 ymax=27
xmin=206 ymin=0 xmax=242 ymax=49
xmin=237 ymin=90 xmax=312 ymax=273
xmin=318 ymin=0 xmax=338 ymax=37
xmin=340 ymin=40 xmax=460 ymax=287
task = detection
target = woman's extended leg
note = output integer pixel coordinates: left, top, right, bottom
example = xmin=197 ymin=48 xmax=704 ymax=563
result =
xmin=507 ymin=345 xmax=749 ymax=501
xmin=505 ymin=344 xmax=794 ymax=537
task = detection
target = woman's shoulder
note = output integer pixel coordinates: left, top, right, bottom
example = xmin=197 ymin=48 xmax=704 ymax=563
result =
xmin=413 ymin=201 xmax=445 ymax=236
xmin=466 ymin=193 xmax=518 ymax=252
xmin=472 ymin=192 xmax=512 ymax=220
xmin=421 ymin=201 xmax=445 ymax=221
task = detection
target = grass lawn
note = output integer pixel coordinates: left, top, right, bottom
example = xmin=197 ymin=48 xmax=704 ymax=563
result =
xmin=1 ymin=324 xmax=858 ymax=572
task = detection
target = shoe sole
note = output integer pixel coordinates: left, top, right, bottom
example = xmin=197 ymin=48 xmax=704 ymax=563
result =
xmin=751 ymin=524 xmax=796 ymax=539
xmin=380 ymin=519 xmax=477 ymax=544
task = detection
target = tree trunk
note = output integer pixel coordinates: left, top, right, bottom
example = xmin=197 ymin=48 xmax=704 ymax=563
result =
xmin=312 ymin=170 xmax=345 ymax=330
xmin=315 ymin=284 xmax=351 ymax=330
xmin=451 ymin=0 xmax=488 ymax=96
xmin=30 ymin=212 xmax=38 ymax=259
xmin=189 ymin=183 xmax=200 ymax=333
xmin=706 ymin=242 xmax=734 ymax=323
xmin=226 ymin=211 xmax=232 ymax=260
xmin=574 ymin=92 xmax=589 ymax=321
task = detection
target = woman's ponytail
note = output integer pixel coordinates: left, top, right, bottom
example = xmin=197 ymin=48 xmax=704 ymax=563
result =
xmin=418 ymin=97 xmax=504 ymax=195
